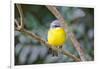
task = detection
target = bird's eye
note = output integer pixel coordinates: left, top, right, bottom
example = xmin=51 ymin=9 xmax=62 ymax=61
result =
xmin=54 ymin=25 xmax=60 ymax=27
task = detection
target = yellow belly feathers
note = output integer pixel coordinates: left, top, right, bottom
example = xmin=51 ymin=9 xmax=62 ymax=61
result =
xmin=48 ymin=28 xmax=66 ymax=46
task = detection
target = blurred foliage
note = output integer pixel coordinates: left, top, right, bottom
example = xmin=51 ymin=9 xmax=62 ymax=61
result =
xmin=14 ymin=4 xmax=94 ymax=65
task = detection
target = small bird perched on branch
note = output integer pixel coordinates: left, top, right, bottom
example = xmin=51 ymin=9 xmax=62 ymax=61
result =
xmin=48 ymin=20 xmax=66 ymax=56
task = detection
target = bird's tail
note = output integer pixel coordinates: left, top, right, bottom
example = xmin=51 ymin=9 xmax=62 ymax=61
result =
xmin=48 ymin=46 xmax=62 ymax=56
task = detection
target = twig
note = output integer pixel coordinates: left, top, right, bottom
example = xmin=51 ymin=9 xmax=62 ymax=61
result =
xmin=69 ymin=32 xmax=86 ymax=61
xmin=15 ymin=20 xmax=80 ymax=61
xmin=17 ymin=28 xmax=81 ymax=61
xmin=16 ymin=4 xmax=24 ymax=29
xmin=46 ymin=6 xmax=68 ymax=30
xmin=14 ymin=19 xmax=19 ymax=27
xmin=46 ymin=5 xmax=86 ymax=61
xmin=15 ymin=4 xmax=80 ymax=61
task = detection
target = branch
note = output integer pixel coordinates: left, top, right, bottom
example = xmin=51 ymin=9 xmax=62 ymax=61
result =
xmin=16 ymin=4 xmax=24 ymax=29
xmin=16 ymin=28 xmax=80 ymax=61
xmin=46 ymin=5 xmax=86 ymax=61
xmin=69 ymin=32 xmax=86 ymax=61
xmin=15 ymin=4 xmax=81 ymax=62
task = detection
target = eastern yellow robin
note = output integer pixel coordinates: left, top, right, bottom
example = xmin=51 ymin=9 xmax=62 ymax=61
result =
xmin=48 ymin=20 xmax=66 ymax=56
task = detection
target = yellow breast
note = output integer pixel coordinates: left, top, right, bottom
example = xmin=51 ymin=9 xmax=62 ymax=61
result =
xmin=48 ymin=28 xmax=66 ymax=46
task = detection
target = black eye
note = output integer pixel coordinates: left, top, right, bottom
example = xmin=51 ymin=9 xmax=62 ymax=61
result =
xmin=54 ymin=25 xmax=60 ymax=27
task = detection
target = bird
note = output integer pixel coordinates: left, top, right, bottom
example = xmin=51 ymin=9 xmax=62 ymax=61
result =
xmin=47 ymin=20 xmax=66 ymax=56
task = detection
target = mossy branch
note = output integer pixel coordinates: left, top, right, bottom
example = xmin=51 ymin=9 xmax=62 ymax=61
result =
xmin=46 ymin=5 xmax=86 ymax=61
xmin=15 ymin=4 xmax=81 ymax=62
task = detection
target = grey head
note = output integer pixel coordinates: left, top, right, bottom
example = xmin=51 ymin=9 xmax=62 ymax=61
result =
xmin=50 ymin=20 xmax=63 ymax=29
